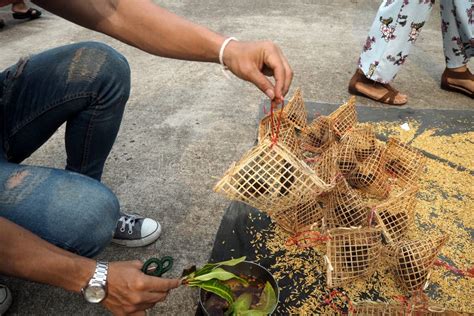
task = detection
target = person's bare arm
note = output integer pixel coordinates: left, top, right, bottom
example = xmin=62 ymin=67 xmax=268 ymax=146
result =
xmin=32 ymin=0 xmax=292 ymax=100
xmin=0 ymin=217 xmax=180 ymax=315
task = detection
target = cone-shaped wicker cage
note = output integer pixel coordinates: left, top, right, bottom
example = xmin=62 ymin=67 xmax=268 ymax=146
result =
xmin=340 ymin=124 xmax=377 ymax=162
xmin=326 ymin=176 xmax=369 ymax=228
xmin=258 ymin=111 xmax=301 ymax=158
xmin=300 ymin=115 xmax=335 ymax=154
xmin=337 ymin=141 xmax=359 ymax=175
xmin=351 ymin=301 xmax=446 ymax=315
xmin=214 ymin=139 xmax=333 ymax=213
xmin=350 ymin=301 xmax=407 ymax=315
xmin=313 ymin=142 xmax=340 ymax=186
xmin=271 ymin=199 xmax=324 ymax=234
xmin=347 ymin=147 xmax=391 ymax=199
xmin=385 ymin=137 xmax=426 ymax=186
xmin=328 ymin=96 xmax=357 ymax=139
xmin=373 ymin=186 xmax=418 ymax=244
xmin=386 ymin=236 xmax=448 ymax=293
xmin=325 ymin=226 xmax=383 ymax=287
xmin=283 ymin=88 xmax=307 ymax=130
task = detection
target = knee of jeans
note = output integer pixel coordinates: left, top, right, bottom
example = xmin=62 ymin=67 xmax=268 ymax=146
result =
xmin=70 ymin=41 xmax=131 ymax=101
xmin=74 ymin=182 xmax=120 ymax=257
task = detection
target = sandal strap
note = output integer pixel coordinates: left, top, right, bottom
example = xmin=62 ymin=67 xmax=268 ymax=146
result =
xmin=378 ymin=89 xmax=399 ymax=104
xmin=359 ymin=71 xmax=399 ymax=93
xmin=444 ymin=68 xmax=473 ymax=80
xmin=355 ymin=69 xmax=376 ymax=85
xmin=383 ymin=83 xmax=399 ymax=94
xmin=350 ymin=69 xmax=406 ymax=105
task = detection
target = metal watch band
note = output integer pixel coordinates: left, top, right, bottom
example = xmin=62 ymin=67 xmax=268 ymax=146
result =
xmin=89 ymin=261 xmax=109 ymax=287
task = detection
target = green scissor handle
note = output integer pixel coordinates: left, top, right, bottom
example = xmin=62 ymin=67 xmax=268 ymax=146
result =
xmin=141 ymin=256 xmax=174 ymax=277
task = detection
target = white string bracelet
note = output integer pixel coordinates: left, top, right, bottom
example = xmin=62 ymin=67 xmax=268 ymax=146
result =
xmin=219 ymin=37 xmax=238 ymax=79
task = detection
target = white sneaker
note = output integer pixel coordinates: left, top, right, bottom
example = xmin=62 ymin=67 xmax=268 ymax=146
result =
xmin=111 ymin=214 xmax=162 ymax=247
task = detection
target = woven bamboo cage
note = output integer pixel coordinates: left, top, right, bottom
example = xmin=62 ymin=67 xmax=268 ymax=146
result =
xmin=300 ymin=115 xmax=335 ymax=154
xmin=328 ymin=96 xmax=358 ymax=139
xmin=283 ymin=88 xmax=307 ymax=130
xmin=351 ymin=300 xmax=447 ymax=315
xmin=214 ymin=139 xmax=333 ymax=213
xmin=258 ymin=111 xmax=301 ymax=157
xmin=350 ymin=301 xmax=406 ymax=315
xmin=372 ymin=186 xmax=418 ymax=244
xmin=271 ymin=199 xmax=324 ymax=234
xmin=337 ymin=141 xmax=359 ymax=175
xmin=324 ymin=226 xmax=383 ymax=287
xmin=385 ymin=236 xmax=448 ymax=293
xmin=347 ymin=147 xmax=391 ymax=199
xmin=326 ymin=176 xmax=370 ymax=229
xmin=340 ymin=125 xmax=377 ymax=162
xmin=385 ymin=137 xmax=426 ymax=186
xmin=313 ymin=142 xmax=340 ymax=187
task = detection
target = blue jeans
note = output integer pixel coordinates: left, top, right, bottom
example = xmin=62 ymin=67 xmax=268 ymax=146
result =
xmin=0 ymin=42 xmax=131 ymax=257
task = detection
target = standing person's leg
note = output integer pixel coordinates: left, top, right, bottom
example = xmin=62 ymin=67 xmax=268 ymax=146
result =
xmin=349 ymin=0 xmax=434 ymax=105
xmin=1 ymin=42 xmax=161 ymax=248
xmin=440 ymin=0 xmax=474 ymax=97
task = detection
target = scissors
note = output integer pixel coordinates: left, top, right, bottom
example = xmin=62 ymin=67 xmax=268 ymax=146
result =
xmin=141 ymin=256 xmax=174 ymax=277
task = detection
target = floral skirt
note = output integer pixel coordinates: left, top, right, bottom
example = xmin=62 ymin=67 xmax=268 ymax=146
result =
xmin=359 ymin=0 xmax=473 ymax=83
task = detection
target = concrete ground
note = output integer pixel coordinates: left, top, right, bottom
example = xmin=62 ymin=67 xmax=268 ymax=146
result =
xmin=0 ymin=0 xmax=472 ymax=315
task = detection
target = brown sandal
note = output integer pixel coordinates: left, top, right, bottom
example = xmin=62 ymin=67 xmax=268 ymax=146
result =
xmin=441 ymin=68 xmax=474 ymax=99
xmin=348 ymin=69 xmax=407 ymax=106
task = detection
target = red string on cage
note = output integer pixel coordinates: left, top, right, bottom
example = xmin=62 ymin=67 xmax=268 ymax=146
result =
xmin=395 ymin=290 xmax=448 ymax=313
xmin=269 ymin=99 xmax=284 ymax=148
xmin=286 ymin=230 xmax=331 ymax=248
xmin=434 ymin=259 xmax=474 ymax=278
xmin=368 ymin=207 xmax=377 ymax=227
xmin=394 ymin=290 xmax=431 ymax=314
xmin=304 ymin=156 xmax=321 ymax=163
xmin=320 ymin=289 xmax=354 ymax=314
xmin=334 ymin=172 xmax=345 ymax=182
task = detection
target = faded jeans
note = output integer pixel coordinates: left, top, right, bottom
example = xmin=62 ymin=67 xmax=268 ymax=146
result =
xmin=0 ymin=42 xmax=130 ymax=257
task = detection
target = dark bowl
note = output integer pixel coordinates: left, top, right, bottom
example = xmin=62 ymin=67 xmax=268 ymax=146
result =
xmin=199 ymin=261 xmax=279 ymax=315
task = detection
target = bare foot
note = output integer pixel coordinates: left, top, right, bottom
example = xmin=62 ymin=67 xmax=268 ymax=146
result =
xmin=348 ymin=69 xmax=407 ymax=105
xmin=11 ymin=1 xmax=28 ymax=13
xmin=444 ymin=66 xmax=474 ymax=94
xmin=11 ymin=1 xmax=41 ymax=19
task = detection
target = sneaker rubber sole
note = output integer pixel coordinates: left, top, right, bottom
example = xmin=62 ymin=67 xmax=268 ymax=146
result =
xmin=0 ymin=285 xmax=12 ymax=315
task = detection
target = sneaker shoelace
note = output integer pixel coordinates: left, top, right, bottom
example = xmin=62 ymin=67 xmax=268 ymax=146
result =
xmin=118 ymin=214 xmax=138 ymax=235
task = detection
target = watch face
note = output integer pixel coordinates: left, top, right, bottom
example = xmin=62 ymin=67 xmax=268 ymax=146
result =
xmin=84 ymin=284 xmax=106 ymax=303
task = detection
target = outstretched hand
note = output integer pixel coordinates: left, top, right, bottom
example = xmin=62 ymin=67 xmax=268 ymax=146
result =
xmin=222 ymin=40 xmax=293 ymax=102
xmin=103 ymin=260 xmax=180 ymax=316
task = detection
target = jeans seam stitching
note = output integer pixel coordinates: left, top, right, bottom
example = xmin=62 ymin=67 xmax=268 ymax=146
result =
xmin=8 ymin=92 xmax=97 ymax=137
xmin=79 ymin=96 xmax=100 ymax=173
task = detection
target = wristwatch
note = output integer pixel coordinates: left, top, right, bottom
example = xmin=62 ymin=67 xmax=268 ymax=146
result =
xmin=81 ymin=261 xmax=109 ymax=303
